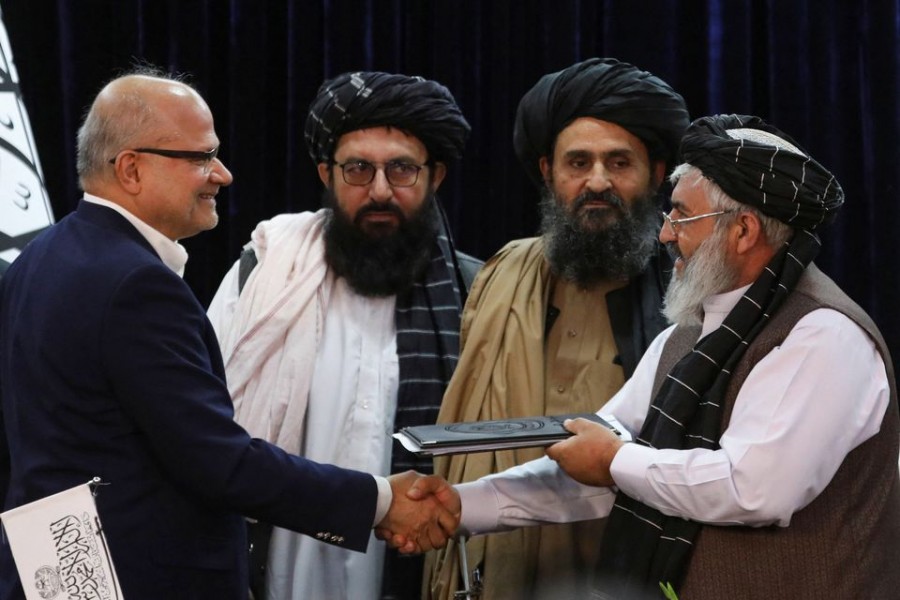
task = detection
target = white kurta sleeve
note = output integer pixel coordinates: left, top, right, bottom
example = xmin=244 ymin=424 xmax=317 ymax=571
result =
xmin=456 ymin=324 xmax=677 ymax=534
xmin=458 ymin=456 xmax=616 ymax=535
xmin=610 ymin=308 xmax=890 ymax=526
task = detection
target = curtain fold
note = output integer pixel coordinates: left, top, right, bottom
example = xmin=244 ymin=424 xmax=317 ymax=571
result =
xmin=3 ymin=0 xmax=897 ymax=368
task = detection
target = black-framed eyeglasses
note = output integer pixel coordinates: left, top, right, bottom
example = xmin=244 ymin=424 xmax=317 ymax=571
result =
xmin=333 ymin=160 xmax=426 ymax=187
xmin=660 ymin=209 xmax=735 ymax=236
xmin=109 ymin=147 xmax=219 ymax=172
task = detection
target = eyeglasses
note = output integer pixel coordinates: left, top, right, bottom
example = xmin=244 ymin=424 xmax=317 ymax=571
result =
xmin=109 ymin=147 xmax=220 ymax=173
xmin=333 ymin=160 xmax=426 ymax=187
xmin=660 ymin=209 xmax=735 ymax=236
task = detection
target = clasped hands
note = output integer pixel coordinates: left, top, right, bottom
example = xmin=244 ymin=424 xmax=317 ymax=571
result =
xmin=374 ymin=470 xmax=461 ymax=554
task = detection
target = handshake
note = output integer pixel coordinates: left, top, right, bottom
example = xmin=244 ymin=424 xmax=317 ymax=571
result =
xmin=374 ymin=471 xmax=461 ymax=554
xmin=372 ymin=417 xmax=623 ymax=554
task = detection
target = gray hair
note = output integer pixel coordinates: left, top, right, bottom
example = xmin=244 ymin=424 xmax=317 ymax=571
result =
xmin=669 ymin=163 xmax=794 ymax=248
xmin=76 ymin=66 xmax=189 ymax=187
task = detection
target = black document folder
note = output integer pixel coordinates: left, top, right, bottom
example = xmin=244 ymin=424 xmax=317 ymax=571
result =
xmin=394 ymin=413 xmax=625 ymax=456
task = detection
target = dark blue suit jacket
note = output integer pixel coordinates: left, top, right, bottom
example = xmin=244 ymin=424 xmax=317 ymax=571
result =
xmin=0 ymin=202 xmax=377 ymax=599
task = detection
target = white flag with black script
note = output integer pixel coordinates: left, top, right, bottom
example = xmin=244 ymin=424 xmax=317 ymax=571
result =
xmin=0 ymin=7 xmax=53 ymax=267
xmin=0 ymin=479 xmax=124 ymax=600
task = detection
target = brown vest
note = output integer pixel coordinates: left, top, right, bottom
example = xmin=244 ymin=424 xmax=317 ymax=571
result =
xmin=652 ymin=265 xmax=900 ymax=599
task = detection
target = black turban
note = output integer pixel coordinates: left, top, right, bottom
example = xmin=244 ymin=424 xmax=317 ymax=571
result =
xmin=513 ymin=57 xmax=690 ymax=186
xmin=680 ymin=114 xmax=844 ymax=230
xmin=305 ymin=71 xmax=470 ymax=164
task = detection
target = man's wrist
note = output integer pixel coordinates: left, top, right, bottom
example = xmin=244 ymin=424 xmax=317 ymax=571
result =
xmin=373 ymin=475 xmax=392 ymax=526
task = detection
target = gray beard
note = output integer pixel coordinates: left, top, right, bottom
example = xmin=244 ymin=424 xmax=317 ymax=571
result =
xmin=662 ymin=225 xmax=740 ymax=327
xmin=539 ymin=186 xmax=661 ymax=289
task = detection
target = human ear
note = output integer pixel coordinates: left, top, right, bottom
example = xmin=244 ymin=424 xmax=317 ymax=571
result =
xmin=113 ymin=152 xmax=142 ymax=194
xmin=651 ymin=160 xmax=666 ymax=188
xmin=430 ymin=162 xmax=447 ymax=191
xmin=539 ymin=156 xmax=552 ymax=184
xmin=734 ymin=212 xmax=762 ymax=254
xmin=317 ymin=162 xmax=331 ymax=187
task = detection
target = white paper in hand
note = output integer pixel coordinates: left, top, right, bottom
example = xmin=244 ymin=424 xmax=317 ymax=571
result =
xmin=0 ymin=478 xmax=124 ymax=599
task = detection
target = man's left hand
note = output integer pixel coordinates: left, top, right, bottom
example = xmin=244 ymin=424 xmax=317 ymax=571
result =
xmin=546 ymin=417 xmax=624 ymax=487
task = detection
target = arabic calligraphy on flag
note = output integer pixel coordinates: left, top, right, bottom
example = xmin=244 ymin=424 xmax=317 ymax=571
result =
xmin=0 ymin=8 xmax=53 ymax=266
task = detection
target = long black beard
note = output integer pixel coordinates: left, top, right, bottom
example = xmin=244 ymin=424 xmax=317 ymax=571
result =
xmin=539 ymin=185 xmax=661 ymax=288
xmin=323 ymin=188 xmax=439 ymax=297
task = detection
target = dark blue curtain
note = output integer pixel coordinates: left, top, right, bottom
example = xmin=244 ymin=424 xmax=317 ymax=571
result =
xmin=3 ymin=0 xmax=898 ymax=369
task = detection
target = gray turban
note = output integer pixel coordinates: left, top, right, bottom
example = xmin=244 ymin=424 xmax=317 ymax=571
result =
xmin=304 ymin=71 xmax=470 ymax=164
xmin=513 ymin=57 xmax=690 ymax=186
xmin=680 ymin=114 xmax=844 ymax=230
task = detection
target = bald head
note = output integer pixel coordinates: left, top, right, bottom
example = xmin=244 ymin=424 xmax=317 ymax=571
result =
xmin=76 ymin=72 xmax=208 ymax=189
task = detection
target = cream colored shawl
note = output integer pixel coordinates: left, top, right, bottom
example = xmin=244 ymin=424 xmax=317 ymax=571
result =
xmin=427 ymin=237 xmax=555 ymax=600
xmin=213 ymin=210 xmax=333 ymax=454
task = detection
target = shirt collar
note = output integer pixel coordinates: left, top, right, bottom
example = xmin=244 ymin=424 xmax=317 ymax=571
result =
xmin=83 ymin=193 xmax=189 ymax=277
xmin=700 ymin=284 xmax=752 ymax=339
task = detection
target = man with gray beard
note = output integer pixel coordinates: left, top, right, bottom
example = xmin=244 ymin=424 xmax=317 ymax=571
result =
xmin=658 ymin=168 xmax=742 ymax=327
xmin=427 ymin=58 xmax=689 ymax=600
xmin=408 ymin=114 xmax=898 ymax=600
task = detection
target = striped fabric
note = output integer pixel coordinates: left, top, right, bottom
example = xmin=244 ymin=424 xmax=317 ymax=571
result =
xmin=391 ymin=229 xmax=464 ymax=474
xmin=304 ymin=71 xmax=470 ymax=166
xmin=680 ymin=115 xmax=844 ymax=231
xmin=592 ymin=230 xmax=822 ymax=597
xmin=592 ymin=115 xmax=845 ymax=596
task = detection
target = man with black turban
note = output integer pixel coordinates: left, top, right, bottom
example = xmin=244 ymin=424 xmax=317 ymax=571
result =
xmin=427 ymin=58 xmax=689 ymax=599
xmin=408 ymin=114 xmax=899 ymax=599
xmin=208 ymin=71 xmax=480 ymax=600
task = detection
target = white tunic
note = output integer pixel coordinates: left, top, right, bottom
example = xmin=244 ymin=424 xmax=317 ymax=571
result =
xmin=265 ymin=277 xmax=399 ymax=600
xmin=459 ymin=286 xmax=890 ymax=533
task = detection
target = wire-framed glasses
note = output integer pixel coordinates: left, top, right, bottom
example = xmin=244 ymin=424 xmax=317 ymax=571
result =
xmin=660 ymin=209 xmax=735 ymax=236
xmin=333 ymin=160 xmax=426 ymax=187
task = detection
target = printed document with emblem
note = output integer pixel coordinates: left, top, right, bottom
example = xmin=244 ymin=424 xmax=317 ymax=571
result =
xmin=394 ymin=413 xmax=631 ymax=456
xmin=0 ymin=478 xmax=124 ymax=600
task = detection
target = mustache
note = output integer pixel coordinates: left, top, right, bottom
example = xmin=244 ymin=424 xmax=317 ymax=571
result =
xmin=571 ymin=190 xmax=625 ymax=212
xmin=353 ymin=202 xmax=405 ymax=224
xmin=665 ymin=241 xmax=683 ymax=263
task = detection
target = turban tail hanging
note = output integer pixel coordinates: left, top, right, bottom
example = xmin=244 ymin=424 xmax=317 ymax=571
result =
xmin=592 ymin=115 xmax=844 ymax=596
xmin=513 ymin=57 xmax=690 ymax=186
xmin=304 ymin=71 xmax=470 ymax=164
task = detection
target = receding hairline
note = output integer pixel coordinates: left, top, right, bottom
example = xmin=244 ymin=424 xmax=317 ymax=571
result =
xmin=77 ymin=71 xmax=209 ymax=186
xmin=94 ymin=74 xmax=200 ymax=109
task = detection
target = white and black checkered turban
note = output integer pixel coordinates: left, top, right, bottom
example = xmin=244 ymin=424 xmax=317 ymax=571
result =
xmin=680 ymin=114 xmax=844 ymax=230
xmin=513 ymin=57 xmax=690 ymax=186
xmin=304 ymin=71 xmax=470 ymax=164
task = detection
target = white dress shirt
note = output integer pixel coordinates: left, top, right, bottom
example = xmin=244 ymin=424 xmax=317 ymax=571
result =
xmin=459 ymin=286 xmax=890 ymax=533
xmin=82 ymin=193 xmax=188 ymax=275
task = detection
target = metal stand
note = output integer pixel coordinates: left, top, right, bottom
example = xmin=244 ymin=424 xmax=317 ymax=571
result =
xmin=453 ymin=535 xmax=482 ymax=599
